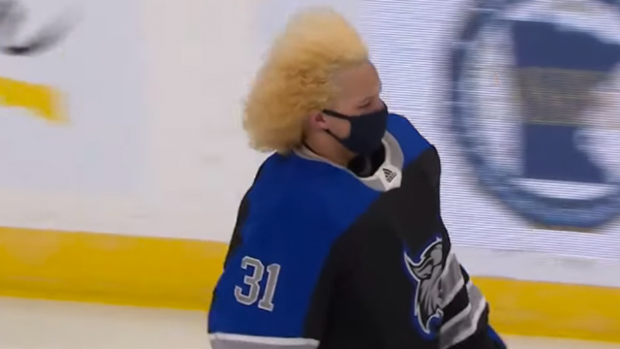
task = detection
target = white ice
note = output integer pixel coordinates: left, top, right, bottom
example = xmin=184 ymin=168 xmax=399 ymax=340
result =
xmin=0 ymin=297 xmax=617 ymax=349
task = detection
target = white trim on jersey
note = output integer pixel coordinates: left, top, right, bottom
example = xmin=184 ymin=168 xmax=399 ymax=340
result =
xmin=210 ymin=333 xmax=320 ymax=347
xmin=440 ymin=252 xmax=466 ymax=308
xmin=439 ymin=281 xmax=488 ymax=349
xmin=295 ymin=136 xmax=403 ymax=192
xmin=361 ymin=137 xmax=401 ymax=190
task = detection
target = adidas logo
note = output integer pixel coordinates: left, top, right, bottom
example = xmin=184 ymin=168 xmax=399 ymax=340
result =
xmin=382 ymin=168 xmax=397 ymax=183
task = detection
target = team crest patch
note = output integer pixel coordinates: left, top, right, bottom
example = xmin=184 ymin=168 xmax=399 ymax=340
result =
xmin=404 ymin=237 xmax=444 ymax=338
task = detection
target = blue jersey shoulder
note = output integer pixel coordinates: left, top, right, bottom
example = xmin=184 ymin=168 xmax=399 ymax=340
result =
xmin=209 ymin=152 xmax=380 ymax=338
xmin=209 ymin=115 xmax=430 ymax=338
xmin=386 ymin=113 xmax=432 ymax=165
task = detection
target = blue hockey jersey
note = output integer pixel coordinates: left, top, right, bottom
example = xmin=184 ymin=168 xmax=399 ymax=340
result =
xmin=208 ymin=114 xmax=505 ymax=349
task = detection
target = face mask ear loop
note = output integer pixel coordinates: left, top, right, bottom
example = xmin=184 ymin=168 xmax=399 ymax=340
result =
xmin=324 ymin=128 xmax=349 ymax=142
xmin=321 ymin=110 xmax=351 ymax=141
xmin=322 ymin=109 xmax=350 ymax=119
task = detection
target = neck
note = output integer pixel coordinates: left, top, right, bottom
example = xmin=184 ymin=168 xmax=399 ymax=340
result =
xmin=303 ymin=133 xmax=355 ymax=167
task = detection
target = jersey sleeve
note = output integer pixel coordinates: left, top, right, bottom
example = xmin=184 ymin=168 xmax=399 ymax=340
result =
xmin=438 ymin=251 xmax=506 ymax=348
xmin=418 ymin=145 xmax=505 ymax=349
xmin=208 ymin=189 xmax=336 ymax=349
xmin=438 ymin=253 xmax=498 ymax=349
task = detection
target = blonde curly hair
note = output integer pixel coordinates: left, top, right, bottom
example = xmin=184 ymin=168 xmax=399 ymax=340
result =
xmin=243 ymin=8 xmax=369 ymax=154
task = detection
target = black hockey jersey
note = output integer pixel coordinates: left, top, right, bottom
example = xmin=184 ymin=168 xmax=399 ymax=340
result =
xmin=208 ymin=114 xmax=505 ymax=349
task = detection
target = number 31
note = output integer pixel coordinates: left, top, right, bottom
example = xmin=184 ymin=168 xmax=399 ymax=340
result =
xmin=234 ymin=256 xmax=281 ymax=312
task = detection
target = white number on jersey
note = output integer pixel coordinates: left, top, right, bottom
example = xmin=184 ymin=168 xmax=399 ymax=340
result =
xmin=234 ymin=256 xmax=281 ymax=311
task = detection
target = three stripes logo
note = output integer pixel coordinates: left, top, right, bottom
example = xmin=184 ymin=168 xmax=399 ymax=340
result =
xmin=382 ymin=168 xmax=397 ymax=183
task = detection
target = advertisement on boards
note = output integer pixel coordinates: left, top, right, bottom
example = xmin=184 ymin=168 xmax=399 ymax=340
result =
xmin=258 ymin=0 xmax=620 ymax=260
xmin=0 ymin=0 xmax=145 ymax=194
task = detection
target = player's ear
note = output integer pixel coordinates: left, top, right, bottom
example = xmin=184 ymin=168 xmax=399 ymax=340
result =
xmin=306 ymin=110 xmax=327 ymax=131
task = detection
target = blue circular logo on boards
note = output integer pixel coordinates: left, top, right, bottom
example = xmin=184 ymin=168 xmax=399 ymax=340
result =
xmin=450 ymin=0 xmax=620 ymax=229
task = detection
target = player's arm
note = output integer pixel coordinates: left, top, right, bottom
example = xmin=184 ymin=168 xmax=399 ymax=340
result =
xmin=416 ymin=142 xmax=506 ymax=348
xmin=208 ymin=215 xmax=334 ymax=349
xmin=438 ymin=254 xmax=506 ymax=349
xmin=209 ymin=248 xmax=333 ymax=349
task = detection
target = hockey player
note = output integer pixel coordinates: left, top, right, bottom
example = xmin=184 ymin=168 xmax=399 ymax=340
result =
xmin=208 ymin=7 xmax=507 ymax=349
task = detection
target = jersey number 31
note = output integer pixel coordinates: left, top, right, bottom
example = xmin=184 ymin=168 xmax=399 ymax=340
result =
xmin=234 ymin=256 xmax=281 ymax=312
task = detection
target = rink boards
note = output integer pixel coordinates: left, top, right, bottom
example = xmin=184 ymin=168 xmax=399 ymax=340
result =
xmin=0 ymin=226 xmax=618 ymax=343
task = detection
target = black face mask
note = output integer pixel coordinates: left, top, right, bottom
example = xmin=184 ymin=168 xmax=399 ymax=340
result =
xmin=322 ymin=103 xmax=389 ymax=156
